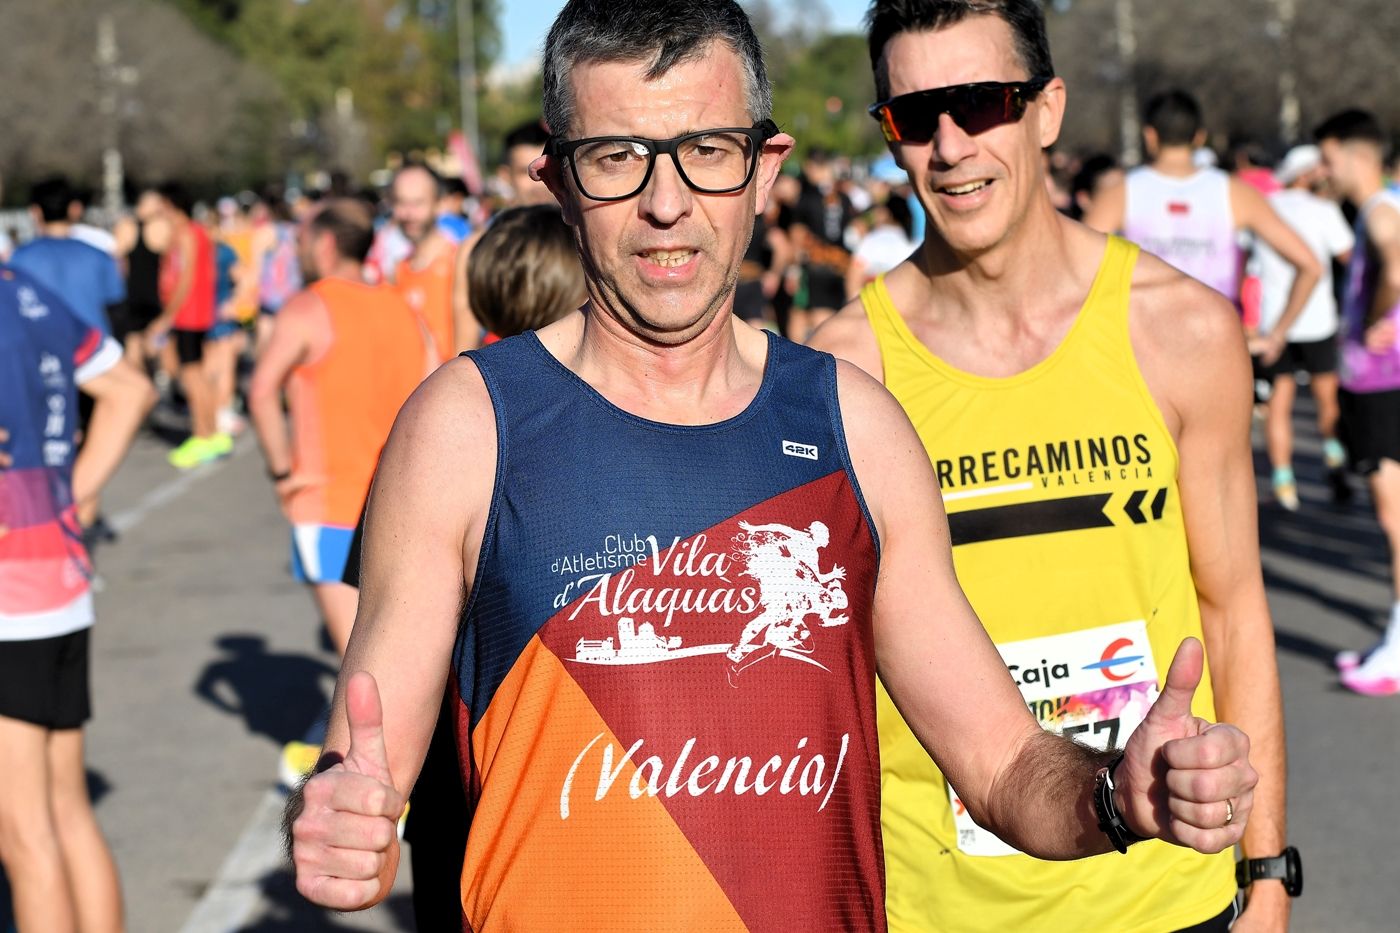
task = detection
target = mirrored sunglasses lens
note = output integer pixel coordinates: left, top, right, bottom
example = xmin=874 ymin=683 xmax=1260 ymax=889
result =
xmin=952 ymin=86 xmax=1015 ymax=135
xmin=886 ymin=98 xmax=937 ymax=144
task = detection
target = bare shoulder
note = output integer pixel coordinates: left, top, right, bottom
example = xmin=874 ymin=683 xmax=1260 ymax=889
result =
xmin=372 ymin=355 xmax=498 ymax=541
xmin=833 ymin=358 xmax=935 ymax=536
xmin=807 ymin=295 xmax=883 ymax=381
xmin=1367 ymin=198 xmax=1400 ymax=239
xmin=390 ymin=355 xmax=496 ymax=464
xmin=1128 ymin=250 xmax=1250 ymax=429
xmin=276 ymin=287 xmax=329 ymax=332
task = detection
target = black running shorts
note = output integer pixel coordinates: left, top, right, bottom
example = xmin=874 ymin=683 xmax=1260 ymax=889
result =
xmin=173 ymin=328 xmax=207 ymax=365
xmin=0 ymin=628 xmax=92 ymax=729
xmin=803 ymin=265 xmax=846 ymax=312
xmin=1267 ymin=336 xmax=1338 ymax=379
xmin=1339 ymin=387 xmax=1400 ymax=475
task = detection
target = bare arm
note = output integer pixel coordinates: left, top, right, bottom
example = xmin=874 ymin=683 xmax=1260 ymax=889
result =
xmin=1366 ymin=202 xmax=1400 ymax=325
xmin=288 ymin=357 xmax=496 ymax=910
xmin=1135 ymin=267 xmax=1290 ymax=925
xmin=248 ymin=290 xmax=319 ymax=482
xmin=1233 ymin=180 xmax=1322 ymax=351
xmin=72 ymin=355 xmax=157 ymax=509
xmin=838 ymin=362 xmax=1256 ymax=858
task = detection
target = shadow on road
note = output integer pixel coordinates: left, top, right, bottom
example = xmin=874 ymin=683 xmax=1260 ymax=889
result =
xmin=194 ymin=634 xmax=338 ymax=746
xmin=240 ymin=867 xmax=415 ymax=932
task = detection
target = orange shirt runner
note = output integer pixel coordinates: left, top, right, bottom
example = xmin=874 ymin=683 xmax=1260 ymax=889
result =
xmin=285 ymin=278 xmax=428 ymax=529
xmin=396 ymin=250 xmax=456 ymax=363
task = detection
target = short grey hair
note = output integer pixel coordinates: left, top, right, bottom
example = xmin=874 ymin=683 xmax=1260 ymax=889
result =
xmin=541 ymin=0 xmax=773 ymax=139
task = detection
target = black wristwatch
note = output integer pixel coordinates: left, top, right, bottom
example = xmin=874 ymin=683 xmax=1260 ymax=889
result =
xmin=1093 ymin=755 xmax=1146 ymax=854
xmin=1236 ymin=846 xmax=1303 ymax=897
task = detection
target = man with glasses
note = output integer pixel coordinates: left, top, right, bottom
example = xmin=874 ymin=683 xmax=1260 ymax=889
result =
xmin=811 ymin=2 xmax=1291 ymax=931
xmin=286 ymin=1 xmax=1257 ymax=927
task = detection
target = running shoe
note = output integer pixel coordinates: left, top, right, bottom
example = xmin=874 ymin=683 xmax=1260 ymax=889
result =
xmin=208 ymin=432 xmax=234 ymax=458
xmin=279 ymin=740 xmax=323 ymax=789
xmin=167 ymin=435 xmax=219 ymax=469
xmin=1340 ymin=647 xmax=1400 ymax=696
xmin=1271 ymin=466 xmax=1299 ymax=512
xmin=1323 ymin=438 xmax=1347 ymax=470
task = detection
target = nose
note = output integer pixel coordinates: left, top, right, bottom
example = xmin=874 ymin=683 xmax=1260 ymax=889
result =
xmin=637 ymin=151 xmax=693 ymax=226
xmin=931 ymin=112 xmax=978 ymax=168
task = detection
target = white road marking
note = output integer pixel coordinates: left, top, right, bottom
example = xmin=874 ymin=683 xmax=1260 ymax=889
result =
xmin=941 ymin=481 xmax=1034 ymax=502
xmin=107 ymin=438 xmax=250 ymax=536
xmin=176 ymin=788 xmax=289 ymax=933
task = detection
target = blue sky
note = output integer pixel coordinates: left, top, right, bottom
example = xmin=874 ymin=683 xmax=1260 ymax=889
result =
xmin=498 ymin=0 xmax=869 ymax=67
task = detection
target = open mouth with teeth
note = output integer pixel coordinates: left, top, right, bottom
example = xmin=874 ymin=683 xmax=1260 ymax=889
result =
xmin=938 ymin=180 xmax=992 ymax=196
xmin=641 ymin=248 xmax=698 ymax=268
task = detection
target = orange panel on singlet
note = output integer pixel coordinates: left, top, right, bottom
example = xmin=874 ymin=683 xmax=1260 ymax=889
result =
xmin=461 ymin=636 xmax=746 ymax=932
xmin=285 ymin=279 xmax=427 ymax=527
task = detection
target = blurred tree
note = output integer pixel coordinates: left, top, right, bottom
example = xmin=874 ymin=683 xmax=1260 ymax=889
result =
xmin=1047 ymin=0 xmax=1400 ymax=162
xmin=752 ymin=0 xmax=885 ymax=160
xmin=166 ymin=0 xmax=500 ymax=175
xmin=0 ymin=0 xmax=284 ymax=200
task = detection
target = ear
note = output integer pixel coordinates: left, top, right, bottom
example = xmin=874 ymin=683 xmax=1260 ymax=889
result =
xmin=1192 ymin=128 xmax=1208 ymax=150
xmin=1035 ymin=77 xmax=1067 ymax=150
xmin=753 ymin=132 xmax=796 ymax=217
xmin=531 ymin=154 xmax=577 ymax=225
xmin=1142 ymin=126 xmax=1160 ymax=157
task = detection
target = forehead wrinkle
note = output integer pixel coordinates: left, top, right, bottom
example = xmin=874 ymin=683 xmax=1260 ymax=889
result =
xmin=568 ymin=51 xmax=749 ymax=140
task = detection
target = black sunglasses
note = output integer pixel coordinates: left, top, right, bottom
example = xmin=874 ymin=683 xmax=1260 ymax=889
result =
xmin=868 ymin=76 xmax=1052 ymax=144
xmin=545 ymin=120 xmax=780 ymax=202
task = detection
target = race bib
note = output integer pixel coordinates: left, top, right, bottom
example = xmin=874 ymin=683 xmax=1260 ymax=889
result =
xmin=949 ymin=620 xmax=1159 ymax=857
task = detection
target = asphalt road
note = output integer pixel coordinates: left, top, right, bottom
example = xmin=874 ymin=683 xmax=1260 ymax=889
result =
xmin=3 ymin=391 xmax=1398 ymax=932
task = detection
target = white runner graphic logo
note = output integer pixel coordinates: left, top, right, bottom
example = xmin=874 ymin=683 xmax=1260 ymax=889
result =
xmin=568 ymin=519 xmax=849 ymax=687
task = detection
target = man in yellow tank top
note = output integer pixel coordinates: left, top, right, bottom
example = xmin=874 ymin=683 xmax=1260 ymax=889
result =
xmin=810 ymin=3 xmax=1291 ymax=931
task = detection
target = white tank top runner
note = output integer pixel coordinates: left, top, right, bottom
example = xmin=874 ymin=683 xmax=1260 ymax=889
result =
xmin=1122 ymin=166 xmax=1239 ymax=301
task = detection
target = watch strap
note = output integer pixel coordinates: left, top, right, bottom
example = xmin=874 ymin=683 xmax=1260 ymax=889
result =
xmin=1093 ymin=754 xmax=1145 ymax=854
xmin=1236 ymin=846 xmax=1303 ymax=897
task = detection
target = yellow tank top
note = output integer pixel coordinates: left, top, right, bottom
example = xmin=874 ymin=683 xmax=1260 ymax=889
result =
xmin=864 ymin=237 xmax=1235 ymax=933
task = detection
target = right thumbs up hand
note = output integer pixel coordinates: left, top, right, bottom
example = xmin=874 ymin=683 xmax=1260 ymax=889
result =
xmin=291 ymin=671 xmax=406 ymax=910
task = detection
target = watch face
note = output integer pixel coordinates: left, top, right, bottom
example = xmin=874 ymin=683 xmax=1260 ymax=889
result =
xmin=1285 ymin=846 xmax=1303 ymax=897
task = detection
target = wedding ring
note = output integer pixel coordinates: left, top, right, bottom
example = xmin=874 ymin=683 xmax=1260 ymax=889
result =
xmin=1224 ymin=798 xmax=1235 ymax=826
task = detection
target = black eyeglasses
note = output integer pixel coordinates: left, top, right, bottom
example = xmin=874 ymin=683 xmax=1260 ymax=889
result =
xmin=869 ymin=77 xmax=1052 ymax=144
xmin=546 ymin=120 xmax=780 ymax=202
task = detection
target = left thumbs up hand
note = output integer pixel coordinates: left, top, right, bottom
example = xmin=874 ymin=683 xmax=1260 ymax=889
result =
xmin=1114 ymin=637 xmax=1258 ymax=853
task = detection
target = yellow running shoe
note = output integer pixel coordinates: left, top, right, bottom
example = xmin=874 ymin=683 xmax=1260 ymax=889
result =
xmin=279 ymin=740 xmax=323 ymax=789
xmin=208 ymin=432 xmax=234 ymax=458
xmin=168 ymin=436 xmax=213 ymax=469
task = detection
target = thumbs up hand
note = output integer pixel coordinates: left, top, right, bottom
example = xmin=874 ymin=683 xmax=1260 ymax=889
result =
xmin=1115 ymin=638 xmax=1258 ymax=854
xmin=291 ymin=672 xmax=406 ymax=910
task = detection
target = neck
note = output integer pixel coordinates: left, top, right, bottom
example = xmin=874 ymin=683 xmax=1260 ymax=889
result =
xmin=41 ymin=221 xmax=71 ymax=237
xmin=411 ymin=230 xmax=447 ymax=266
xmin=568 ymin=295 xmax=761 ymax=426
xmin=321 ymin=259 xmax=364 ymax=282
xmin=915 ymin=195 xmax=1075 ymax=322
xmin=1150 ymin=146 xmax=1199 ymax=177
xmin=1354 ymin=170 xmax=1386 ymax=204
